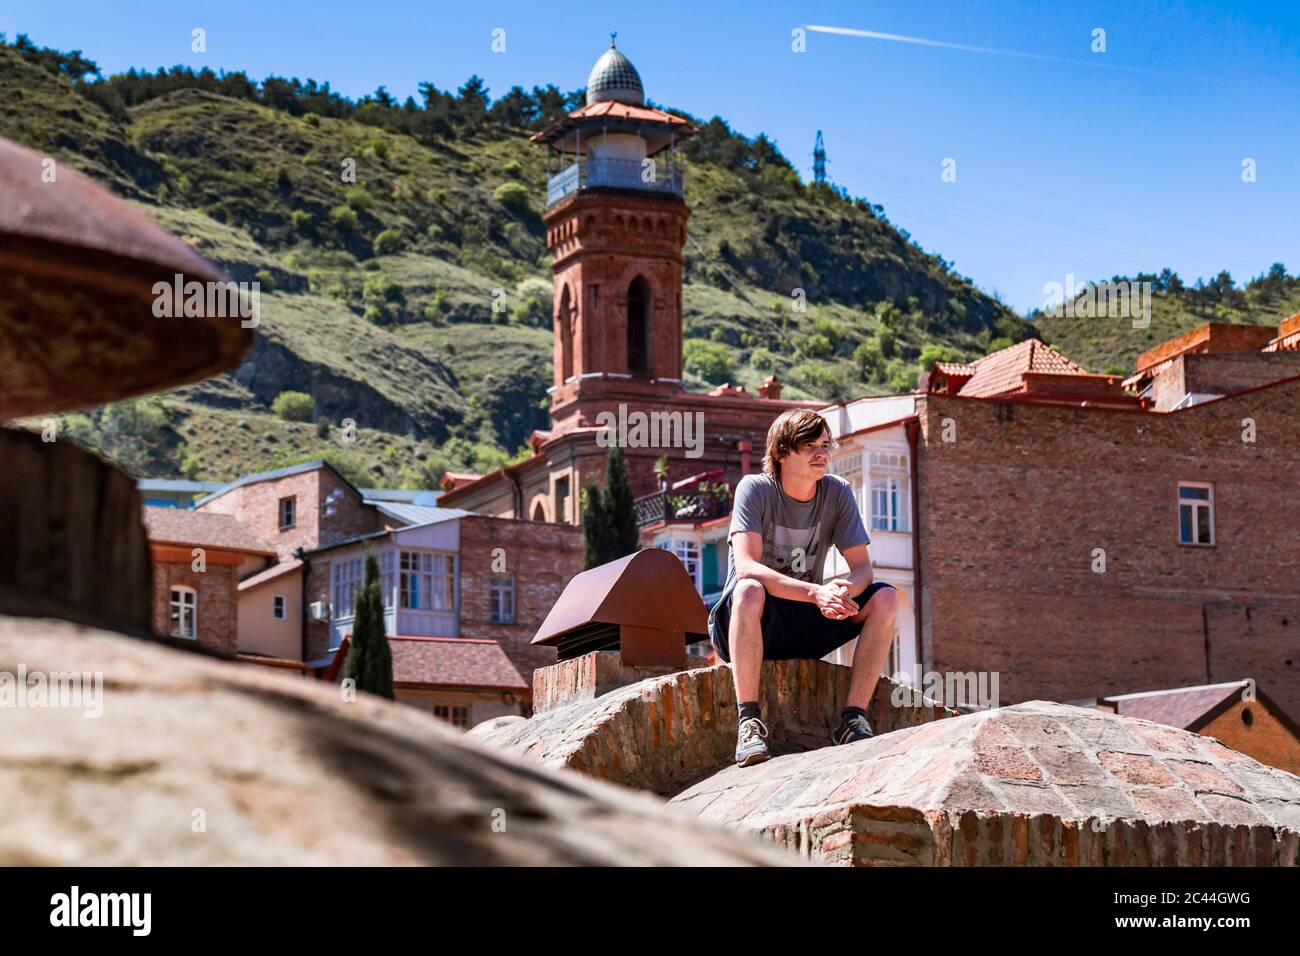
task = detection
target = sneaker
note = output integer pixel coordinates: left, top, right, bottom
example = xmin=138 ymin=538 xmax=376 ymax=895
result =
xmin=735 ymin=716 xmax=771 ymax=767
xmin=831 ymin=713 xmax=874 ymax=746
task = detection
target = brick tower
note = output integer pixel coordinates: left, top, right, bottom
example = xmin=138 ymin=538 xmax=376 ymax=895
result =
xmin=531 ymin=39 xmax=697 ymax=432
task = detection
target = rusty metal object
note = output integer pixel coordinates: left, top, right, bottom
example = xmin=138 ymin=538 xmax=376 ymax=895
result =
xmin=532 ymin=548 xmax=708 ymax=667
xmin=0 ymin=135 xmax=252 ymax=420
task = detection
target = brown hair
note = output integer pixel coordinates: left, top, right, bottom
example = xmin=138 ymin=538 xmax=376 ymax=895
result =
xmin=762 ymin=409 xmax=829 ymax=479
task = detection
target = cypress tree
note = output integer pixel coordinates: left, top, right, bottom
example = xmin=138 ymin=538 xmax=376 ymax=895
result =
xmin=343 ymin=550 xmax=394 ymax=699
xmin=581 ymin=481 xmax=610 ymax=569
xmin=605 ymin=446 xmax=640 ymax=559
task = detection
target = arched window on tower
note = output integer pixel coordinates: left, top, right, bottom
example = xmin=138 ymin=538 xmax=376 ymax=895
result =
xmin=627 ymin=276 xmax=650 ymax=375
xmin=557 ymin=285 xmax=574 ymax=382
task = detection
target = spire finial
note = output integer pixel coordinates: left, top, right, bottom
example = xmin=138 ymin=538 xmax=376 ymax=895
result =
xmin=610 ymin=31 xmax=617 ymax=48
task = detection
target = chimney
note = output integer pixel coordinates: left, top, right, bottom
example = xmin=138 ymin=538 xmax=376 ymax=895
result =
xmin=758 ymin=375 xmax=783 ymax=400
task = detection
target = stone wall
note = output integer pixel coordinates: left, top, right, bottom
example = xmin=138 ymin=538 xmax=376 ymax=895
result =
xmin=469 ymin=652 xmax=959 ymax=796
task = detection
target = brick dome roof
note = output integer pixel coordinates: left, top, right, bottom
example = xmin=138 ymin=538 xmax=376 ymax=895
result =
xmin=586 ymin=41 xmax=644 ymax=106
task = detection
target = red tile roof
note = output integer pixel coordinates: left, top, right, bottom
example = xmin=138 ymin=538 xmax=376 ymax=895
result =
xmin=143 ymin=506 xmax=275 ymax=555
xmin=438 ymin=471 xmax=483 ymax=493
xmin=1100 ymin=682 xmax=1247 ymax=729
xmin=956 ymin=339 xmax=1087 ymax=398
xmin=389 ymin=637 xmax=528 ymax=692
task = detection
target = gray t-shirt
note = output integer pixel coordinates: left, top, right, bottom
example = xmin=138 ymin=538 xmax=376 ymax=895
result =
xmin=716 ymin=472 xmax=870 ymax=606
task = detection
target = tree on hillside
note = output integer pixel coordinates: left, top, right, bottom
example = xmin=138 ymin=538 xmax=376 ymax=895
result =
xmin=343 ymin=552 xmax=394 ymax=699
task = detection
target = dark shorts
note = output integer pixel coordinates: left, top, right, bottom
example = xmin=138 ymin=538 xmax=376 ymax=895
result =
xmin=708 ymin=581 xmax=896 ymax=664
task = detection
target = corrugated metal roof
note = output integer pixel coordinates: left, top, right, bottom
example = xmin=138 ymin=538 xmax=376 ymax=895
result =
xmin=360 ymin=488 xmax=442 ymax=505
xmin=137 ymin=478 xmax=225 ymax=493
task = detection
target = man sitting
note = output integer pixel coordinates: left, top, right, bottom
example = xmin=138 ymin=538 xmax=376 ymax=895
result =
xmin=709 ymin=409 xmax=899 ymax=766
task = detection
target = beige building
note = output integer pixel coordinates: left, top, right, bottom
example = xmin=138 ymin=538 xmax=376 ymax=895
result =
xmin=237 ymin=559 xmax=305 ymax=667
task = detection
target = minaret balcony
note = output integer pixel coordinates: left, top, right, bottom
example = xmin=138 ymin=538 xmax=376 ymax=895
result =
xmin=547 ymin=157 xmax=684 ymax=207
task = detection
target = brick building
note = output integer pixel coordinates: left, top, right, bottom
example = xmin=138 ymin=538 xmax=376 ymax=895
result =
xmin=809 ymin=322 xmax=1300 ymax=735
xmin=913 ymin=323 xmax=1299 ymax=721
xmin=305 ymin=511 xmax=583 ymax=717
xmin=152 ymin=460 xmax=583 ymax=718
xmin=195 ymin=459 xmax=384 ymax=559
xmin=143 ymin=506 xmax=277 ymax=656
xmin=438 ymin=42 xmax=819 ymax=525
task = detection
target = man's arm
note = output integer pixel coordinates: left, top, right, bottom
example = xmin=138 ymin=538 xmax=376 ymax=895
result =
xmin=732 ymin=531 xmax=858 ymax=619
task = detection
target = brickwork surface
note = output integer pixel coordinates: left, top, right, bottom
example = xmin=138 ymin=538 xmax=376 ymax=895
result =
xmin=916 ymin=383 xmax=1300 ymax=720
xmin=468 ymin=654 xmax=959 ymax=796
xmin=670 ymin=701 xmax=1300 ymax=866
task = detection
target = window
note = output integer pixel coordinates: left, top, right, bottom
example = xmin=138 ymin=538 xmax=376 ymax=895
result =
xmin=627 ymin=276 xmax=650 ymax=375
xmin=656 ymin=539 xmax=703 ymax=591
xmin=332 ymin=552 xmax=396 ymax=618
xmin=869 ymin=452 xmax=910 ymax=533
xmin=400 ymin=551 xmax=455 ymax=611
xmin=674 ymin=539 xmax=701 ymax=590
xmin=169 ymin=587 xmax=197 ymax=639
xmin=278 ymin=496 xmax=296 ymax=530
xmin=1178 ymin=482 xmax=1214 ymax=545
xmin=556 ymin=475 xmax=571 ymax=524
xmin=273 ymin=595 xmax=286 ymax=620
xmin=379 ymin=550 xmax=395 ymax=607
xmin=490 ymin=575 xmax=517 ymax=624
xmin=831 ymin=453 xmax=864 ymax=515
xmin=434 ymin=704 xmax=470 ymax=729
xmin=332 ymin=558 xmax=362 ymax=619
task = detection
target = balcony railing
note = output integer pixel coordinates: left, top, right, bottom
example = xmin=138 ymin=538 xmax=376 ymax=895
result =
xmin=547 ymin=157 xmax=685 ymax=207
xmin=634 ymin=481 xmax=731 ymax=528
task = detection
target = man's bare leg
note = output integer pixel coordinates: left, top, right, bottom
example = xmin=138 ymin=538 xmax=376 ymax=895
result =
xmin=843 ymin=586 xmax=899 ymax=712
xmin=728 ymin=579 xmax=766 ymax=704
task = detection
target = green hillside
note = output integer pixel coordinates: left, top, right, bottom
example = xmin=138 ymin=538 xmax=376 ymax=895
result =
xmin=2 ymin=34 xmax=1064 ymax=485
xmin=1034 ymin=268 xmax=1300 ymax=374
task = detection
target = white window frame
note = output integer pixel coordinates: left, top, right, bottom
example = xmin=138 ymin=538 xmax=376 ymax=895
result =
xmin=170 ymin=586 xmax=198 ymax=640
xmin=674 ymin=539 xmax=702 ymax=591
xmin=400 ymin=550 xmax=456 ymax=612
xmin=490 ymin=574 xmax=517 ymax=624
xmin=273 ymin=595 xmax=287 ymax=620
xmin=1178 ymin=481 xmax=1214 ymax=546
xmin=332 ymin=558 xmax=363 ymax=620
xmin=831 ymin=453 xmax=865 ymax=517
xmin=278 ymin=495 xmax=296 ymax=530
xmin=868 ymin=451 xmax=910 ymax=533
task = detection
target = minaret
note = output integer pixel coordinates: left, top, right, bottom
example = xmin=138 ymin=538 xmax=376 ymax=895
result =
xmin=530 ymin=39 xmax=697 ymax=432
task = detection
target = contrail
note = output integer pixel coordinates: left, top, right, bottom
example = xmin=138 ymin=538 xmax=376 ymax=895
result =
xmin=805 ymin=24 xmax=1193 ymax=81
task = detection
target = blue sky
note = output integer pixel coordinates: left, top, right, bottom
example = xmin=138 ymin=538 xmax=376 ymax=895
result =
xmin=5 ymin=1 xmax=1297 ymax=312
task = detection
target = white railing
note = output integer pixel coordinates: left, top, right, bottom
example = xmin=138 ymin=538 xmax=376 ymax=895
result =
xmin=547 ymin=158 xmax=684 ymax=206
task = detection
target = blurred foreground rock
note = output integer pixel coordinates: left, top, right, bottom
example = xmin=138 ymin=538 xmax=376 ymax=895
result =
xmin=0 ymin=617 xmax=798 ymax=866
